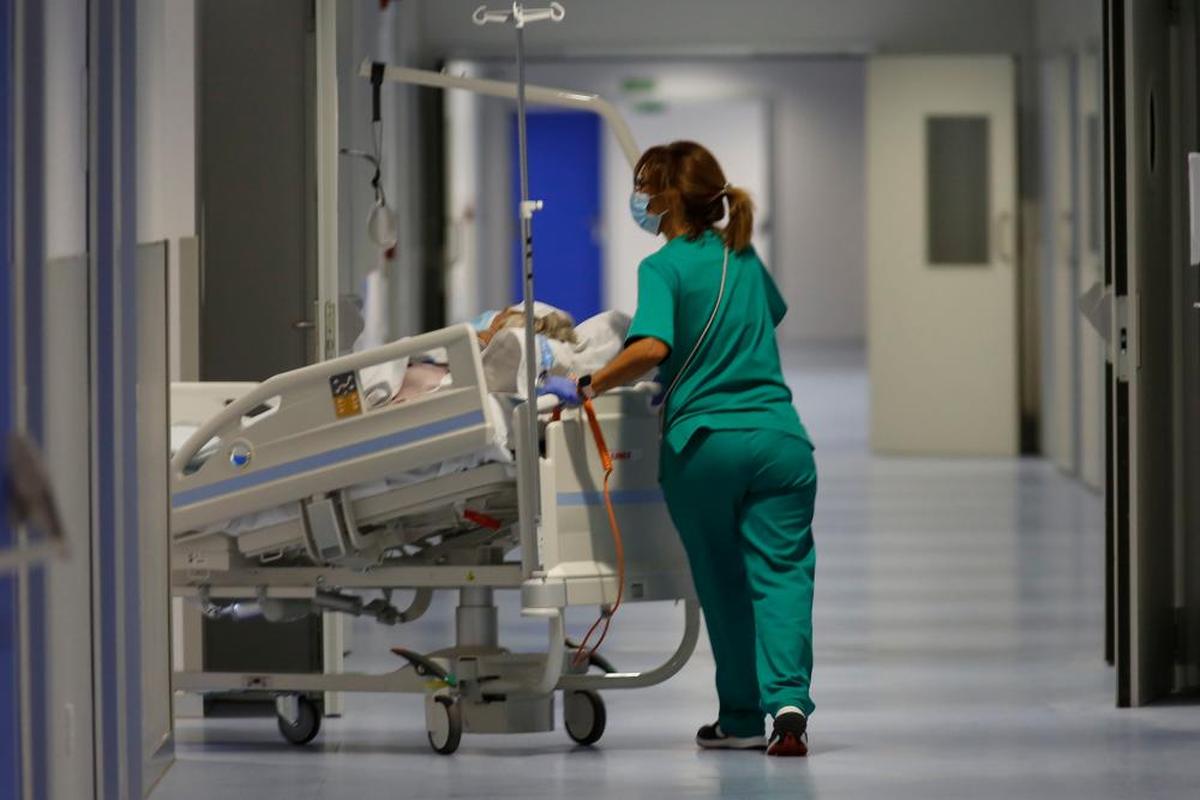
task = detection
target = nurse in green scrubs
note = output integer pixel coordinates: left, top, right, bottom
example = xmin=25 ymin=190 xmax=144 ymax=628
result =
xmin=572 ymin=141 xmax=817 ymax=757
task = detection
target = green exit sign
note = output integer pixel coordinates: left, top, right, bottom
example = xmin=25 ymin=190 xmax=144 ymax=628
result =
xmin=621 ymin=77 xmax=657 ymax=94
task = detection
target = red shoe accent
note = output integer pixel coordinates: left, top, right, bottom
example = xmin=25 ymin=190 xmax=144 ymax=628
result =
xmin=766 ymin=733 xmax=809 ymax=757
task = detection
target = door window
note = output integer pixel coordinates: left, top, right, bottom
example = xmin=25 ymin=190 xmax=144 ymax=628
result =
xmin=926 ymin=115 xmax=991 ymax=265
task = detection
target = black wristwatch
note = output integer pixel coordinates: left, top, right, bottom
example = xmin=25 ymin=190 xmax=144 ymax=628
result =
xmin=577 ymin=374 xmax=596 ymax=400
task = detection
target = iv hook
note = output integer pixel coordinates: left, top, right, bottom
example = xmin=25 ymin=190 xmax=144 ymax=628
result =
xmin=473 ymin=2 xmax=565 ymax=28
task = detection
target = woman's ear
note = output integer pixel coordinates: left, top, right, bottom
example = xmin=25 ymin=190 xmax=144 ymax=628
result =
xmin=649 ymin=189 xmax=673 ymax=217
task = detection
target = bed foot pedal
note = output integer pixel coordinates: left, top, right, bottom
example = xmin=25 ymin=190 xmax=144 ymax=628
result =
xmin=392 ymin=647 xmax=456 ymax=686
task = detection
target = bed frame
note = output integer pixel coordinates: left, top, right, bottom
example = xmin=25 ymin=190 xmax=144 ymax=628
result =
xmin=170 ymin=324 xmax=699 ymax=753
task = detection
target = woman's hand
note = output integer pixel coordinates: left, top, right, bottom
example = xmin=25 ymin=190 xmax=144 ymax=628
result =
xmin=537 ymin=375 xmax=583 ymax=407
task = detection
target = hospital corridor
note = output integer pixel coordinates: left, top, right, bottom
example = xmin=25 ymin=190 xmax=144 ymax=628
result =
xmin=4 ymin=2 xmax=1200 ymax=799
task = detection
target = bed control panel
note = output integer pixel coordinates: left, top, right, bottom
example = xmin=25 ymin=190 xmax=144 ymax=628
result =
xmin=329 ymin=371 xmax=363 ymax=419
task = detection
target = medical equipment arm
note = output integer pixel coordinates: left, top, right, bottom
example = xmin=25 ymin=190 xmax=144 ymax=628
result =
xmin=357 ymin=61 xmax=640 ymax=169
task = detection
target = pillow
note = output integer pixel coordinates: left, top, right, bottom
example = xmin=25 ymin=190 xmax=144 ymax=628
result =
xmin=570 ymin=310 xmax=631 ymax=373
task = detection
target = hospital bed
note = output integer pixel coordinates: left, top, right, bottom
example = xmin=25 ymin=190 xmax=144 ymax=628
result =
xmin=170 ymin=323 xmax=700 ymax=753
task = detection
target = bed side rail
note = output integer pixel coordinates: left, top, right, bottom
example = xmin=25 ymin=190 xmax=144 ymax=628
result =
xmin=171 ymin=382 xmax=259 ymax=426
xmin=171 ymin=324 xmax=496 ymax=533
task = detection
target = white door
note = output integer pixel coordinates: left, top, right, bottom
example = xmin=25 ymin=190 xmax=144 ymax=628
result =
xmin=867 ymin=56 xmax=1018 ymax=455
xmin=1075 ymin=50 xmax=1105 ymax=490
xmin=1042 ymin=55 xmax=1079 ymax=473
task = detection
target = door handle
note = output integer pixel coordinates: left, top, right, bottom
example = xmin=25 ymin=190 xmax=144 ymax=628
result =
xmin=293 ymin=320 xmax=317 ymax=331
xmin=1060 ymin=211 xmax=1074 ymax=265
xmin=1 ymin=433 xmax=67 ymax=571
xmin=445 ymin=216 xmax=466 ymax=267
xmin=995 ymin=211 xmax=1015 ymax=265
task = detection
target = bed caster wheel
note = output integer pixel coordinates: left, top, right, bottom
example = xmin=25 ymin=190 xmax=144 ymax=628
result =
xmin=426 ymin=695 xmax=463 ymax=755
xmin=563 ymin=689 xmax=606 ymax=746
xmin=276 ymin=694 xmax=321 ymax=746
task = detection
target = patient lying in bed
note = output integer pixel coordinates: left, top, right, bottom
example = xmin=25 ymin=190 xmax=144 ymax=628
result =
xmin=476 ymin=307 xmax=629 ymax=396
xmin=389 ymin=361 xmax=453 ymax=402
xmin=386 ymin=303 xmax=580 ymax=404
xmin=472 ymin=304 xmax=579 ymax=347
xmin=383 ymin=305 xmax=631 ymax=403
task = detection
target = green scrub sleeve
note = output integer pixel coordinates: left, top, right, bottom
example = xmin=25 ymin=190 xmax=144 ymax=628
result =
xmin=764 ymin=265 xmax=788 ymax=327
xmin=625 ymin=261 xmax=676 ymax=351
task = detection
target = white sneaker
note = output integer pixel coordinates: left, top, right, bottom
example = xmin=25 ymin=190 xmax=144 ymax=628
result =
xmin=695 ymin=721 xmax=767 ymax=750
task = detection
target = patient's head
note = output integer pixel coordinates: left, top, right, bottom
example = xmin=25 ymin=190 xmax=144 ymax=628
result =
xmin=478 ymin=307 xmax=578 ymax=347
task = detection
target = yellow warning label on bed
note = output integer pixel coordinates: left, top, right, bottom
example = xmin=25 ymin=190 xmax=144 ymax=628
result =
xmin=329 ymin=371 xmax=362 ymax=419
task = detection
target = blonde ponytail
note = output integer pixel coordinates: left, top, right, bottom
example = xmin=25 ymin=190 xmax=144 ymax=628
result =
xmin=721 ymin=186 xmax=755 ymax=252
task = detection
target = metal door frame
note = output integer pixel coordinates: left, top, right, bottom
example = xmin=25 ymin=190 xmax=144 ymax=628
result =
xmin=1105 ymin=0 xmax=1200 ymax=707
xmin=1167 ymin=0 xmax=1200 ymax=695
xmin=3 ymin=0 xmax=51 ymax=796
xmin=1 ymin=0 xmax=22 ymax=793
xmin=91 ymin=0 xmax=147 ymax=794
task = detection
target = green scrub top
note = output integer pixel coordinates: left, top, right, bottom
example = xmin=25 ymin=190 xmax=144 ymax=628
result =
xmin=626 ymin=229 xmax=811 ymax=456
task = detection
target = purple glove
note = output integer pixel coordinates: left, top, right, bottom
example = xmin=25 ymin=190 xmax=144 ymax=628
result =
xmin=537 ymin=375 xmax=582 ymax=407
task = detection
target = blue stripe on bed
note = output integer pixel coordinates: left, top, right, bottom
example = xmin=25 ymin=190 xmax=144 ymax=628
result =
xmin=172 ymin=410 xmax=487 ymax=508
xmin=557 ymin=489 xmax=664 ymax=507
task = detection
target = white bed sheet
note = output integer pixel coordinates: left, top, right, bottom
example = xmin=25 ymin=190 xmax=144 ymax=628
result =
xmin=172 ymin=393 xmax=516 ymax=537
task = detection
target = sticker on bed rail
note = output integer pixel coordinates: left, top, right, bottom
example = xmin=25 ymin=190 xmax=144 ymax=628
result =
xmin=329 ymin=371 xmax=363 ymax=419
xmin=228 ymin=442 xmax=253 ymax=469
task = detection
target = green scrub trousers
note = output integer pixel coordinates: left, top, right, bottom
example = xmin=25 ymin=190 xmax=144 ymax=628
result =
xmin=625 ymin=229 xmax=817 ymax=738
xmin=661 ymin=429 xmax=817 ymax=737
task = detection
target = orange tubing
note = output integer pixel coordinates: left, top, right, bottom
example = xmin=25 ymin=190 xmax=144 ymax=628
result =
xmin=571 ymin=397 xmax=626 ymax=668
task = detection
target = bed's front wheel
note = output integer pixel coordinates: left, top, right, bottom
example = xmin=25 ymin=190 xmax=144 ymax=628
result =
xmin=563 ymin=689 xmax=606 ymax=746
xmin=276 ymin=694 xmax=321 ymax=746
xmin=426 ymin=695 xmax=463 ymax=755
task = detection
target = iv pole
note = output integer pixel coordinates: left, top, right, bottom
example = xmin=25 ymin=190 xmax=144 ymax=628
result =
xmin=473 ymin=2 xmax=566 ymax=565
xmin=362 ymin=3 xmax=632 ymax=580
xmin=355 ymin=55 xmax=639 ymax=578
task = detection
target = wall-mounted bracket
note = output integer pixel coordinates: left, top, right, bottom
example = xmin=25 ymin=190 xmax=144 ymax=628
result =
xmin=520 ymin=200 xmax=544 ymax=221
xmin=1114 ymin=293 xmax=1136 ymax=382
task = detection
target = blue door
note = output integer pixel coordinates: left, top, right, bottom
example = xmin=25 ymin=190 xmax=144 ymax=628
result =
xmin=511 ymin=110 xmax=603 ymax=322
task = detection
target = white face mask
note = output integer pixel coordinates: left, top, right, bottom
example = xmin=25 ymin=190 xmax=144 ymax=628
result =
xmin=629 ymin=191 xmax=665 ymax=235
